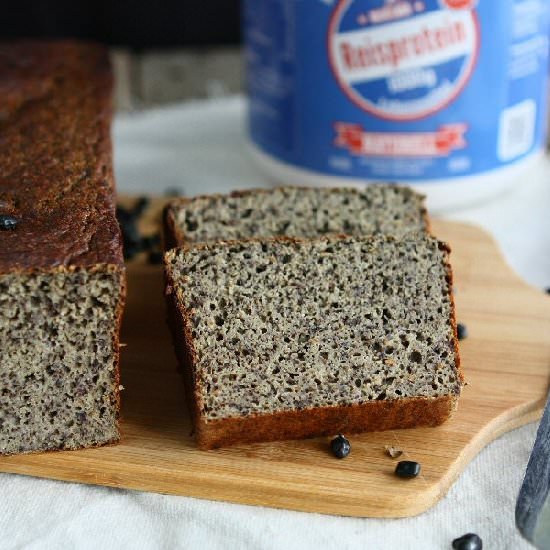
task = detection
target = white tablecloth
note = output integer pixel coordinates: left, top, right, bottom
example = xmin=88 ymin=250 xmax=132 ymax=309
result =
xmin=2 ymin=97 xmax=549 ymax=550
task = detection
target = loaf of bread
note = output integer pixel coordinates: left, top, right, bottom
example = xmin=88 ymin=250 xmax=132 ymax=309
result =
xmin=164 ymin=234 xmax=462 ymax=449
xmin=0 ymin=41 xmax=125 ymax=455
xmin=163 ymin=185 xmax=429 ymax=248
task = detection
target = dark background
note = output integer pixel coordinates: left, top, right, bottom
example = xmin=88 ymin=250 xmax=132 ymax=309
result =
xmin=1 ymin=1 xmax=241 ymax=48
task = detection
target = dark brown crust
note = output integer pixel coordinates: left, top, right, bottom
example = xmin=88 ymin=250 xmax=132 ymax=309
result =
xmin=162 ymin=184 xmax=430 ymax=250
xmin=111 ymin=266 xmax=126 ymax=436
xmin=419 ymin=203 xmax=432 ymax=236
xmin=439 ymin=240 xmax=464 ymax=389
xmin=162 ymin=201 xmax=182 ymax=252
xmin=195 ymin=395 xmax=458 ymax=450
xmin=0 ymin=431 xmax=121 ymax=458
xmin=164 ymin=233 xmax=462 ymax=450
xmin=164 ymin=267 xmax=203 ymax=435
xmin=0 ymin=40 xmax=123 ymax=272
xmin=0 ymin=41 xmax=125 ymax=451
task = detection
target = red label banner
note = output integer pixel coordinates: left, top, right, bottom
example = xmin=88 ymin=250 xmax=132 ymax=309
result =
xmin=334 ymin=122 xmax=468 ymax=157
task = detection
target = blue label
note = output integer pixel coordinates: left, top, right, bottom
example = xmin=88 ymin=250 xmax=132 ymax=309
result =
xmin=243 ymin=0 xmax=550 ymax=181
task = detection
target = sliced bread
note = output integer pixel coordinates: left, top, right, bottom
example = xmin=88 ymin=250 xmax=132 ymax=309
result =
xmin=163 ymin=185 xmax=429 ymax=248
xmin=164 ymin=234 xmax=462 ymax=449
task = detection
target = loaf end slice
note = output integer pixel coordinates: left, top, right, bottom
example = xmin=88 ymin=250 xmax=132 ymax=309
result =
xmin=163 ymin=185 xmax=429 ymax=249
xmin=0 ymin=266 xmax=125 ymax=455
xmin=165 ymin=235 xmax=462 ymax=450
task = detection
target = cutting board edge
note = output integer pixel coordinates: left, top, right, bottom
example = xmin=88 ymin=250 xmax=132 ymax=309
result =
xmin=0 ymin=398 xmax=543 ymax=519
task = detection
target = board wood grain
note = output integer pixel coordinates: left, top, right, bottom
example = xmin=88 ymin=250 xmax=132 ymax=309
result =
xmin=1 ymin=204 xmax=549 ymax=518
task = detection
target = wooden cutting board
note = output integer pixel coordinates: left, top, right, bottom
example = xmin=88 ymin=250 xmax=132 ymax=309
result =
xmin=1 ymin=201 xmax=550 ymax=518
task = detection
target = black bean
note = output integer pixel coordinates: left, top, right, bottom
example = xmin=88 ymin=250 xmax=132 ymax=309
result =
xmin=148 ymin=250 xmax=163 ymax=265
xmin=123 ymin=243 xmax=141 ymax=260
xmin=457 ymin=323 xmax=468 ymax=340
xmin=116 ymin=205 xmax=143 ymax=259
xmin=123 ymin=223 xmax=141 ymax=246
xmin=141 ymin=233 xmax=161 ymax=251
xmin=330 ymin=434 xmax=351 ymax=458
xmin=395 ymin=460 xmax=421 ymax=478
xmin=452 ymin=533 xmax=482 ymax=550
xmin=115 ymin=205 xmax=135 ymax=223
xmin=132 ymin=196 xmax=150 ymax=217
xmin=0 ymin=215 xmax=18 ymax=230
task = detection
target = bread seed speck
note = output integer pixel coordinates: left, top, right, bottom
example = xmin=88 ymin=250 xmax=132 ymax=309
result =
xmin=395 ymin=460 xmax=421 ymax=478
xmin=457 ymin=323 xmax=468 ymax=340
xmin=0 ymin=215 xmax=18 ymax=230
xmin=452 ymin=533 xmax=483 ymax=550
xmin=330 ymin=435 xmax=351 ymax=458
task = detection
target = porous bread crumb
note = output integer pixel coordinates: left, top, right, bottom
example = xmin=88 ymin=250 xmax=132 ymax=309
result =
xmin=168 ymin=185 xmax=428 ymax=246
xmin=0 ymin=268 xmax=123 ymax=455
xmin=166 ymin=234 xmax=461 ymax=421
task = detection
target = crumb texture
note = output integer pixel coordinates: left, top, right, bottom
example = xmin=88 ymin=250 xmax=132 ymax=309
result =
xmin=170 ymin=186 xmax=426 ymax=245
xmin=167 ymin=235 xmax=459 ymax=420
xmin=0 ymin=268 xmax=123 ymax=455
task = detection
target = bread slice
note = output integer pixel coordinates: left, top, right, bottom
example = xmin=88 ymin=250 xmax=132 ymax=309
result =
xmin=164 ymin=234 xmax=462 ymax=449
xmin=163 ymin=185 xmax=429 ymax=248
xmin=0 ymin=41 xmax=125 ymax=455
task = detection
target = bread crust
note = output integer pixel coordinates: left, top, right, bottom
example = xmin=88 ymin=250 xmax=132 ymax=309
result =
xmin=195 ymin=395 xmax=458 ymax=450
xmin=439 ymin=240 xmax=464 ymax=389
xmin=0 ymin=40 xmax=123 ymax=272
xmin=164 ymin=266 xmax=204 ymax=436
xmin=164 ymin=233 xmax=462 ymax=450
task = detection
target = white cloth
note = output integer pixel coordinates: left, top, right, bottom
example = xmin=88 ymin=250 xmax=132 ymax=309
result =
xmin=2 ymin=97 xmax=549 ymax=550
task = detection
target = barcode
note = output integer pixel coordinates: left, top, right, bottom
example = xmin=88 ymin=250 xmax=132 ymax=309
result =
xmin=497 ymin=100 xmax=536 ymax=161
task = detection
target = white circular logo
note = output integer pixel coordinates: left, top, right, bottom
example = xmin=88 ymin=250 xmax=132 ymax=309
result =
xmin=328 ymin=0 xmax=480 ymax=121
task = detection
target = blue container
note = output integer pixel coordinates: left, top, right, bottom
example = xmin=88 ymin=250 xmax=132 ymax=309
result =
xmin=243 ymin=0 xmax=550 ymax=209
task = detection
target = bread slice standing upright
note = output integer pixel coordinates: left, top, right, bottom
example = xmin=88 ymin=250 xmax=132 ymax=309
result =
xmin=165 ymin=234 xmax=461 ymax=449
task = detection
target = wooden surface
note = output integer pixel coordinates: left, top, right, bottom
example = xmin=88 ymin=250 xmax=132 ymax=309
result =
xmin=1 ymin=209 xmax=550 ymax=518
